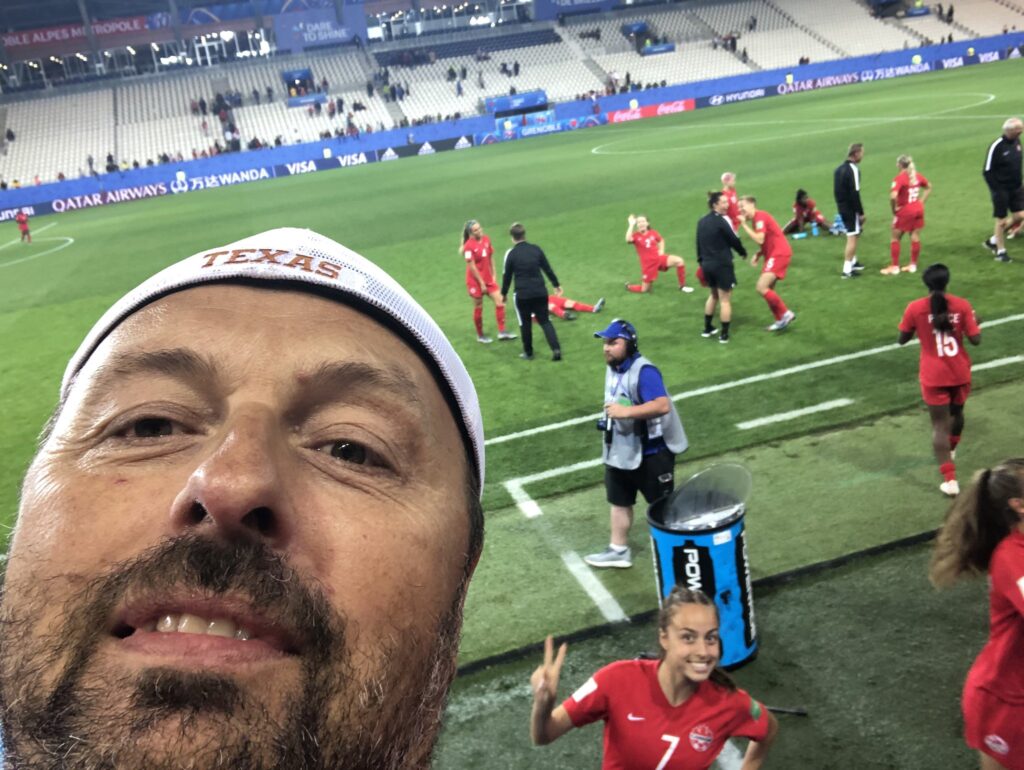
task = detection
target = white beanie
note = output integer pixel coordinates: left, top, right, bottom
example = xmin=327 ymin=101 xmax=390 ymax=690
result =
xmin=61 ymin=227 xmax=485 ymax=491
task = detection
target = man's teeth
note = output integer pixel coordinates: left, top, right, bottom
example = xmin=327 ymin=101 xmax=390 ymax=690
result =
xmin=146 ymin=613 xmax=254 ymax=640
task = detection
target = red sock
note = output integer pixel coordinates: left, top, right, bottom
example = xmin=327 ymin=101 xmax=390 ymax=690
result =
xmin=495 ymin=305 xmax=506 ymax=332
xmin=763 ymin=290 xmax=787 ymax=320
xmin=890 ymin=241 xmax=900 ymax=266
xmin=939 ymin=461 xmax=956 ymax=482
xmin=473 ymin=307 xmax=483 ymax=336
xmin=676 ymin=265 xmax=686 ymax=287
xmin=910 ymin=240 xmax=921 ymax=265
xmin=949 ymin=435 xmax=961 ymax=451
xmin=626 ymin=284 xmax=644 ymax=293
xmin=572 ymin=301 xmax=595 ymax=312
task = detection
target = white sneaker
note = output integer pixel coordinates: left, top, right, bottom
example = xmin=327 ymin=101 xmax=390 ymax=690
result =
xmin=584 ymin=546 xmax=632 ymax=569
xmin=497 ymin=331 xmax=517 ymax=341
xmin=940 ymin=480 xmax=960 ymax=497
xmin=901 ymin=264 xmax=918 ymax=273
xmin=477 ymin=335 xmax=493 ymax=344
xmin=777 ymin=309 xmax=795 ymax=329
xmin=879 ymin=265 xmax=900 ymax=276
xmin=680 ymin=285 xmax=695 ymax=293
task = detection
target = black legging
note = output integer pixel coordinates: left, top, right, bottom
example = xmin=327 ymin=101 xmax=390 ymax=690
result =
xmin=514 ymin=294 xmax=560 ymax=356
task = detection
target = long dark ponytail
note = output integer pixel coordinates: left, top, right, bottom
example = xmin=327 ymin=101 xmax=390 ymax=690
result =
xmin=922 ymin=263 xmax=953 ymax=333
xmin=930 ymin=458 xmax=1024 ymax=587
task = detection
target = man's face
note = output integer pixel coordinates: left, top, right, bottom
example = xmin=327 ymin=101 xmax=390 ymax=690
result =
xmin=603 ymin=337 xmax=629 ymax=365
xmin=713 ymin=195 xmax=730 ymax=215
xmin=0 ymin=285 xmax=475 ymax=769
xmin=852 ymin=148 xmax=864 ymax=163
xmin=1007 ymin=122 xmax=1023 ymax=141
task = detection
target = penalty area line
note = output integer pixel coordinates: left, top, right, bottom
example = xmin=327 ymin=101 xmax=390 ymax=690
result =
xmin=0 ymin=221 xmax=57 ymax=251
xmin=560 ymin=550 xmax=628 ymax=623
xmin=736 ymin=398 xmax=854 ymax=431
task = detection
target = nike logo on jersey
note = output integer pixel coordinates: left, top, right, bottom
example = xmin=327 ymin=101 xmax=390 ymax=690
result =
xmin=627 ymin=713 xmax=645 ymax=721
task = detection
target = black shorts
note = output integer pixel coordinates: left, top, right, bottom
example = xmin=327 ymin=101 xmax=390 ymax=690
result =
xmin=990 ymin=186 xmax=1024 ymax=218
xmin=605 ymin=449 xmax=675 ymax=507
xmin=839 ymin=209 xmax=862 ymax=235
xmin=701 ymin=261 xmax=736 ymax=291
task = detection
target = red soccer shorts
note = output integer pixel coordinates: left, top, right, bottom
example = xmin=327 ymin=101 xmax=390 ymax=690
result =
xmin=640 ymin=255 xmax=669 ymax=282
xmin=893 ymin=208 xmax=925 ymax=233
xmin=761 ymin=254 xmax=790 ymax=280
xmin=466 ymin=274 xmax=497 ymax=298
xmin=921 ymin=382 xmax=970 ymax=406
xmin=964 ymin=686 xmax=1024 ymax=770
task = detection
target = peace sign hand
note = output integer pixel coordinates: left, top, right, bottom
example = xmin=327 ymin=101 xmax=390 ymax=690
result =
xmin=530 ymin=635 xmax=568 ymax=707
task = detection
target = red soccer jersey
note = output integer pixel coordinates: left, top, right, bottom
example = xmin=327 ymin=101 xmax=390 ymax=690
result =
xmin=15 ymin=212 xmax=28 ymax=229
xmin=793 ymin=197 xmax=817 ymax=216
xmin=752 ymin=210 xmax=791 ymax=260
xmin=462 ymin=234 xmax=494 ymax=282
xmin=898 ymin=294 xmax=980 ymax=387
xmin=891 ymin=171 xmax=929 ymax=211
xmin=562 ymin=659 xmax=770 ymax=769
xmin=966 ymin=530 xmax=1024 ymax=704
xmin=630 ymin=229 xmax=663 ymax=262
xmin=722 ymin=189 xmax=740 ymax=231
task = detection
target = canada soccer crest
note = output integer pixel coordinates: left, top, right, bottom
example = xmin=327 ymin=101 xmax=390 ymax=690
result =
xmin=689 ymin=723 xmax=714 ymax=752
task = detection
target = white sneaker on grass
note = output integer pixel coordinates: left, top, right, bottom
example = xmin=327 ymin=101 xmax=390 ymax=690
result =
xmin=477 ymin=335 xmax=493 ymax=344
xmin=497 ymin=331 xmax=518 ymax=341
xmin=584 ymin=547 xmax=632 ymax=569
xmin=940 ymin=479 xmax=960 ymax=497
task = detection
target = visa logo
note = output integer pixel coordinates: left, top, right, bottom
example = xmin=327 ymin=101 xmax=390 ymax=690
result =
xmin=286 ymin=160 xmax=317 ymax=175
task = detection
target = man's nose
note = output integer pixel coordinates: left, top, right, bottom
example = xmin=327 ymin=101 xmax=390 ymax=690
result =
xmin=169 ymin=406 xmax=294 ymax=546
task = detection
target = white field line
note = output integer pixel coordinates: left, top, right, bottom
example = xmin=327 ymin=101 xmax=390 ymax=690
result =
xmin=736 ymin=398 xmax=854 ymax=431
xmin=973 ymin=355 xmax=1024 ymax=371
xmin=559 ymin=550 xmax=628 ymax=623
xmin=0 ymin=237 xmax=75 ymax=268
xmin=0 ymin=221 xmax=56 ymax=250
xmin=714 ymin=740 xmax=744 ymax=770
xmin=487 ymin=312 xmax=1024 ymax=447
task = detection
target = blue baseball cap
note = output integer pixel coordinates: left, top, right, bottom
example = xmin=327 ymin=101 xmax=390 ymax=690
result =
xmin=594 ymin=318 xmax=638 ymax=343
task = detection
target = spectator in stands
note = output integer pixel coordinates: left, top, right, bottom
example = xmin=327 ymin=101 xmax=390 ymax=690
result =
xmin=87 ymin=154 xmax=94 ymax=173
xmin=252 ymin=88 xmax=260 ymax=104
xmin=132 ymin=161 xmax=139 ymax=169
xmin=937 ymin=2 xmax=943 ymax=19
xmin=510 ymin=86 xmax=518 ymax=95
xmin=748 ymin=14 xmax=757 ymax=31
xmin=948 ymin=33 xmax=954 ymax=42
xmin=0 ymin=180 xmax=6 ymax=190
xmin=327 ymin=100 xmax=336 ymax=118
xmin=12 ymin=180 xmax=21 ymax=189
xmin=514 ymin=60 xmax=520 ymax=76
xmin=266 ymin=85 xmax=273 ymax=101
xmin=456 ymin=80 xmax=464 ymax=97
xmin=405 ymin=80 xmax=411 ymax=97
xmin=189 ymin=98 xmax=199 ymax=115
xmin=320 ymin=77 xmax=329 ymax=92
xmin=199 ymin=96 xmax=207 ymax=115
xmin=741 ymin=48 xmax=749 ymax=63
xmin=447 ymin=65 xmax=457 ymax=82
xmin=500 ymin=62 xmax=509 ymax=76
xmin=366 ymin=80 xmax=374 ymax=97
xmin=201 ymin=118 xmax=209 ymax=135
xmin=460 ymin=65 xmax=467 ymax=80
xmin=5 ymin=128 xmax=14 ymax=142
xmin=946 ymin=4 xmax=954 ymax=23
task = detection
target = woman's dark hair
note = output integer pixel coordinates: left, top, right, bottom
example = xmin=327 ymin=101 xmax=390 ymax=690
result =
xmin=462 ymin=219 xmax=478 ymax=245
xmin=707 ymin=191 xmax=724 ymax=209
xmin=922 ymin=263 xmax=952 ymax=333
xmin=795 ymin=188 xmax=807 ymax=203
xmin=930 ymin=459 xmax=1024 ymax=587
xmin=657 ymin=586 xmax=736 ymax=691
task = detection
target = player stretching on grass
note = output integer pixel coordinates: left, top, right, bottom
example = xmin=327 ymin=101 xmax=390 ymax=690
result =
xmin=738 ymin=196 xmax=795 ymax=332
xmin=530 ymin=586 xmax=778 ymax=769
xmin=15 ymin=209 xmax=31 ymax=243
xmin=462 ymin=219 xmax=516 ymax=343
xmin=782 ymin=189 xmax=830 ymax=235
xmin=930 ymin=458 xmax=1024 ymax=770
xmin=882 ymin=154 xmax=931 ymax=275
xmin=542 ymin=293 xmax=605 ymax=321
xmin=625 ymin=215 xmax=694 ymax=294
xmin=898 ymin=264 xmax=981 ymax=497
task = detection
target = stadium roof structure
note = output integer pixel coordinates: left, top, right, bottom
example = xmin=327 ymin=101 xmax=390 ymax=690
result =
xmin=0 ymin=0 xmax=236 ymax=33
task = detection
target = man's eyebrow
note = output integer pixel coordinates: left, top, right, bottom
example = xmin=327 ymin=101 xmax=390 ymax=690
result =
xmin=88 ymin=348 xmax=220 ymax=395
xmin=296 ymin=361 xmax=423 ymax=407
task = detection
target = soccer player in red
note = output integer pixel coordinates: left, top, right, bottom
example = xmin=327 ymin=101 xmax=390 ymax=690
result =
xmin=782 ymin=189 xmax=829 ymax=234
xmin=625 ymin=215 xmax=693 ymax=293
xmin=15 ymin=209 xmax=31 ymax=243
xmin=530 ymin=587 xmax=777 ymax=769
xmin=930 ymin=458 xmax=1024 ymax=770
xmin=898 ymin=264 xmax=981 ymax=496
xmin=738 ymin=196 xmax=795 ymax=331
xmin=542 ymin=293 xmax=605 ymax=320
xmin=720 ymin=172 xmax=741 ymax=233
xmin=882 ymin=154 xmax=931 ymax=275
xmin=462 ymin=219 xmax=515 ymax=343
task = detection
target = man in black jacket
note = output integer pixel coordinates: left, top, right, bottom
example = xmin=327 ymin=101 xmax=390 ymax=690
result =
xmin=696 ymin=191 xmax=747 ymax=344
xmin=982 ymin=116 xmax=1023 ymax=263
xmin=834 ymin=142 xmax=867 ymax=278
xmin=501 ymin=223 xmax=563 ymax=361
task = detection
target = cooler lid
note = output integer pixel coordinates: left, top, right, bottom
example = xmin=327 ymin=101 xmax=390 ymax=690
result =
xmin=649 ymin=463 xmax=752 ymax=531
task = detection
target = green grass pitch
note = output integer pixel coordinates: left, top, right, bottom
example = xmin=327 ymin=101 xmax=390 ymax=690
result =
xmin=1 ymin=58 xmax=1022 ymax=767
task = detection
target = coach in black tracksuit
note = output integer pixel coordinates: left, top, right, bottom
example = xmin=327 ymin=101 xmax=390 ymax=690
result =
xmin=696 ymin=190 xmax=747 ymax=344
xmin=834 ymin=142 xmax=866 ymax=278
xmin=501 ymin=222 xmax=562 ymax=361
xmin=982 ymin=116 xmax=1024 ymax=263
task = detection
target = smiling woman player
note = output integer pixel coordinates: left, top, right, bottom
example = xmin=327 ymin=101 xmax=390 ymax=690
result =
xmin=530 ymin=587 xmax=777 ymax=769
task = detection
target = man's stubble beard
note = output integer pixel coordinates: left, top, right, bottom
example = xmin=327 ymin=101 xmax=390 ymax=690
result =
xmin=0 ymin=535 xmax=465 ymax=770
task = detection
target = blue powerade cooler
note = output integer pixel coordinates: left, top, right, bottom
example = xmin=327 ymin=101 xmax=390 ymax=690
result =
xmin=647 ymin=464 xmax=757 ymax=669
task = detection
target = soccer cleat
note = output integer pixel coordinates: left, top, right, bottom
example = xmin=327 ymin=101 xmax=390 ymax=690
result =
xmin=701 ymin=327 xmax=719 ymax=338
xmin=680 ymin=285 xmax=695 ymax=293
xmin=841 ymin=271 xmax=858 ymax=279
xmin=563 ymin=310 xmax=578 ymax=321
xmin=497 ymin=331 xmax=518 ymax=341
xmin=551 ymin=349 xmax=562 ymax=361
xmin=901 ymin=263 xmax=918 ymax=273
xmin=766 ymin=320 xmax=783 ymax=331
xmin=476 ymin=335 xmax=493 ymax=344
xmin=995 ymin=252 xmax=1012 ymax=263
xmin=584 ymin=547 xmax=632 ymax=569
xmin=594 ymin=297 xmax=605 ymax=313
xmin=879 ymin=265 xmax=901 ymax=275
xmin=519 ymin=352 xmax=534 ymax=360
xmin=851 ymin=261 xmax=866 ymax=272
xmin=719 ymin=334 xmax=730 ymax=344
xmin=776 ymin=310 xmax=796 ymax=330
xmin=982 ymin=238 xmax=998 ymax=254
xmin=940 ymin=479 xmax=960 ymax=497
